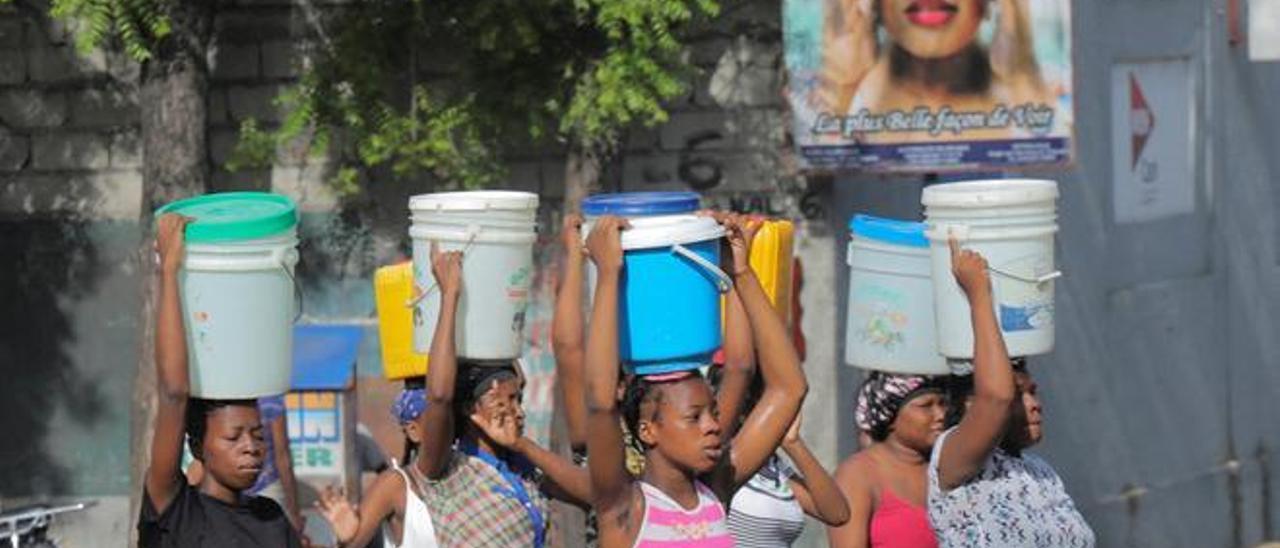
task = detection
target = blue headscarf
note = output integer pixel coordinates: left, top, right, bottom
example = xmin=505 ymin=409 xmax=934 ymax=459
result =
xmin=392 ymin=387 xmax=427 ymax=424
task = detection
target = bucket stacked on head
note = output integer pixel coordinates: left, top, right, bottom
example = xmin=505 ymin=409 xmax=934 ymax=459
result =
xmin=582 ymin=192 xmax=729 ymax=375
xmin=409 ymin=191 xmax=539 ymax=361
xmin=156 ymin=192 xmax=300 ymax=399
xmin=923 ymin=179 xmax=1060 ymax=359
xmin=844 ymin=215 xmax=948 ymax=375
xmin=844 ymin=178 xmax=1061 ymax=374
xmin=582 ymin=191 xmax=702 ymax=296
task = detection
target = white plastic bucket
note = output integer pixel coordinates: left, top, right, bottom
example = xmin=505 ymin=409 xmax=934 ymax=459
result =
xmin=923 ymin=179 xmax=1061 ymax=359
xmin=182 ymin=232 xmax=299 ymax=398
xmin=409 ymin=191 xmax=538 ymax=360
xmin=844 ymin=216 xmax=948 ymax=375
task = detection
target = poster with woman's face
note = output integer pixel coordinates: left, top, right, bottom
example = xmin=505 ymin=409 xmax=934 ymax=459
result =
xmin=784 ymin=0 xmax=1073 ymax=172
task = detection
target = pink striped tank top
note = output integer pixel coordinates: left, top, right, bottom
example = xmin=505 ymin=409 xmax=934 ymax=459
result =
xmin=634 ymin=481 xmax=735 ymax=548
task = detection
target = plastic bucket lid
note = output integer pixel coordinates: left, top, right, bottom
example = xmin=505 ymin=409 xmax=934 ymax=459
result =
xmin=849 ymin=215 xmax=928 ymax=248
xmin=621 ymin=215 xmax=724 ymax=250
xmin=409 ymin=191 xmax=539 ymax=212
xmin=921 ymin=179 xmax=1059 ymax=209
xmin=155 ymin=192 xmax=298 ymax=243
xmin=582 ymin=192 xmax=701 ymax=216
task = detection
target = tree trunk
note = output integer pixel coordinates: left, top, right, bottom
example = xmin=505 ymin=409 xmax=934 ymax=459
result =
xmin=128 ymin=2 xmax=214 ymax=543
xmin=548 ymin=143 xmax=603 ymax=548
xmin=561 ymin=143 xmax=602 ymax=215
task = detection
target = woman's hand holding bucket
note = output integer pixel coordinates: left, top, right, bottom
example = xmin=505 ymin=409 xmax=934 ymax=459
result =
xmin=561 ymin=213 xmax=587 ymax=263
xmin=584 ymin=215 xmax=629 ymax=275
xmin=155 ymin=213 xmax=190 ymax=274
xmin=429 ymin=241 xmax=464 ymax=299
xmin=721 ymin=213 xmax=764 ymax=278
xmin=949 ymin=234 xmax=992 ymax=301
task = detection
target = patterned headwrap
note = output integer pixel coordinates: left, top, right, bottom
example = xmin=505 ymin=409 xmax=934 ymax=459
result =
xmin=855 ymin=371 xmax=944 ymax=436
xmin=392 ymin=387 xmax=427 ymax=424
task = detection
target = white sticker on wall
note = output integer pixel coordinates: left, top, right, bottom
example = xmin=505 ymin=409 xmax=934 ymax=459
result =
xmin=1251 ymin=0 xmax=1280 ymax=62
xmin=1111 ymin=59 xmax=1197 ymax=224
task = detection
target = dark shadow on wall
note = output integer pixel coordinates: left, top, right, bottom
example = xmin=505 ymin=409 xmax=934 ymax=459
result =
xmin=0 ymin=218 xmax=109 ymax=496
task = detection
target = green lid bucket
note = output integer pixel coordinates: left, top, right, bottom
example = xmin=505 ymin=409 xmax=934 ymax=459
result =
xmin=155 ymin=192 xmax=298 ymax=243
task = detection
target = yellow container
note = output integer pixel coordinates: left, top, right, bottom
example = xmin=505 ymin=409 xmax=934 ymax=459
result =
xmin=750 ymin=220 xmax=795 ymax=323
xmin=374 ymin=262 xmax=429 ymax=380
xmin=722 ymin=220 xmax=795 ymax=326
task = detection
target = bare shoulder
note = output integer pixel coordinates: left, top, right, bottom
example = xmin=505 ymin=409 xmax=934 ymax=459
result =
xmin=366 ymin=467 xmax=411 ymax=514
xmin=834 ymin=451 xmax=876 ymax=494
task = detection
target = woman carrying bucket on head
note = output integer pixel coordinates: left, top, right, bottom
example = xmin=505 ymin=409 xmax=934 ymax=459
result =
xmin=416 ymin=242 xmax=593 ymax=547
xmin=926 ymin=237 xmax=1094 ymax=548
xmin=582 ymin=213 xmax=808 ymax=547
xmin=709 ymin=266 xmax=851 ymax=546
xmin=314 ymin=383 xmax=440 ymax=548
xmin=138 ymin=213 xmax=302 ymax=547
xmin=826 ymin=371 xmax=946 ymax=548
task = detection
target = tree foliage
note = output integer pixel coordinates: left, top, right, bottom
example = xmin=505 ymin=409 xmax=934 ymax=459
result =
xmin=12 ymin=0 xmax=173 ymax=61
xmin=233 ymin=0 xmax=720 ymax=192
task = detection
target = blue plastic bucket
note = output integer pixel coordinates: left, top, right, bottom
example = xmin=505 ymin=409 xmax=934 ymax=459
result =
xmin=581 ymin=191 xmax=702 ymax=313
xmin=616 ymin=215 xmax=730 ymax=374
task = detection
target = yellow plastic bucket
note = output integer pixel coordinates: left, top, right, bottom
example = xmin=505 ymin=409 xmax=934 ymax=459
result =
xmin=375 ymin=262 xmax=428 ymax=380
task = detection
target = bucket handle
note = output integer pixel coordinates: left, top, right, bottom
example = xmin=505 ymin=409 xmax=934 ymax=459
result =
xmin=405 ymin=225 xmax=481 ymax=308
xmin=988 ymin=266 xmax=1062 ymax=286
xmin=671 ymin=244 xmax=732 ymax=293
xmin=938 ymin=223 xmax=1061 ymax=287
xmin=178 ymin=247 xmax=303 ymax=322
xmin=275 ymin=248 xmax=304 ymax=323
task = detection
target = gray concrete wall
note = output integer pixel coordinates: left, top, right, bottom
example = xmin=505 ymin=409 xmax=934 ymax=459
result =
xmin=818 ymin=2 xmax=1280 ymax=547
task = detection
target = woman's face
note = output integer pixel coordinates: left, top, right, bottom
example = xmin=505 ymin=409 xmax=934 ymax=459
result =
xmin=879 ymin=0 xmax=985 ymax=59
xmin=202 ymin=405 xmax=266 ymax=492
xmin=474 ymin=378 xmax=526 ymax=437
xmin=888 ymin=391 xmax=947 ymax=452
xmin=1006 ymin=371 xmax=1043 ymax=450
xmin=640 ymin=379 xmax=724 ymax=474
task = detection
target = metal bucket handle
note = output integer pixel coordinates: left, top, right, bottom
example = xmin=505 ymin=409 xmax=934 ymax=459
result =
xmin=671 ymin=243 xmax=732 ymax=293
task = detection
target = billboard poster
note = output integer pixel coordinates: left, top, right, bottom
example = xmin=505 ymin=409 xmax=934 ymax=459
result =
xmin=784 ymin=0 xmax=1074 ymax=172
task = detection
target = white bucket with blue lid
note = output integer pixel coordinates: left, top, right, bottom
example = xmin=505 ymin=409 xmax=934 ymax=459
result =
xmin=845 ymin=214 xmax=949 ymax=375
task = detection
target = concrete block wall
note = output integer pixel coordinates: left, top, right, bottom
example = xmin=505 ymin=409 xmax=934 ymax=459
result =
xmin=0 ymin=6 xmax=142 ymax=221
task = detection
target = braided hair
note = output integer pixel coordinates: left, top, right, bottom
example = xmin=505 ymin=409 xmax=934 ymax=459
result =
xmin=621 ymin=370 xmax=705 ymax=453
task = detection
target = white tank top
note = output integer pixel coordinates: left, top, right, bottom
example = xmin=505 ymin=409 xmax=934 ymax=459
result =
xmin=384 ymin=461 xmax=439 ymax=548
